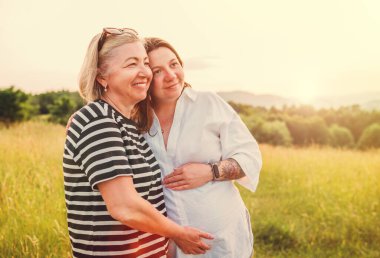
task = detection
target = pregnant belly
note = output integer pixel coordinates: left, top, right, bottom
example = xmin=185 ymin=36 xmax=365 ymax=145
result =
xmin=165 ymin=181 xmax=246 ymax=234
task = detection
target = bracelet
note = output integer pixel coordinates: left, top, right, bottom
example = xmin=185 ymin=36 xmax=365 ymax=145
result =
xmin=208 ymin=162 xmax=220 ymax=181
xmin=208 ymin=163 xmax=215 ymax=181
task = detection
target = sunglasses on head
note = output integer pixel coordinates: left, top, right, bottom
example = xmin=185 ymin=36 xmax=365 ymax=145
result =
xmin=97 ymin=27 xmax=138 ymax=51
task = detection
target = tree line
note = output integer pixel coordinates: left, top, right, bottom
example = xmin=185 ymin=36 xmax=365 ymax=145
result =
xmin=230 ymin=102 xmax=380 ymax=150
xmin=0 ymin=86 xmax=84 ymax=126
xmin=1 ymin=86 xmax=380 ymax=149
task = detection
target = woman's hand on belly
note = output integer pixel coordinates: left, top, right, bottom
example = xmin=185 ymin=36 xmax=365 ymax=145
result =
xmin=173 ymin=226 xmax=214 ymax=255
xmin=163 ymin=163 xmax=213 ymax=190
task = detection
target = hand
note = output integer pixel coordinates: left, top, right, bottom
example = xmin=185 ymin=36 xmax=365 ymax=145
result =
xmin=173 ymin=226 xmax=213 ymax=255
xmin=163 ymin=163 xmax=213 ymax=190
xmin=65 ymin=113 xmax=76 ymax=134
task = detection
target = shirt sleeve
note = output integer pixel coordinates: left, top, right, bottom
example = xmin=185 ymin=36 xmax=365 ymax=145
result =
xmin=214 ymin=94 xmax=263 ymax=192
xmin=73 ymin=116 xmax=133 ymax=191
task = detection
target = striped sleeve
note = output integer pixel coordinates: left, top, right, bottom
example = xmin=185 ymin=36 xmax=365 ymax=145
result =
xmin=73 ymin=116 xmax=133 ymax=190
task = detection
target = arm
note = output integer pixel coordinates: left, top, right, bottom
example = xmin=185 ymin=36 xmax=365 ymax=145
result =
xmin=164 ymin=92 xmax=261 ymax=191
xmin=98 ymin=176 xmax=213 ymax=254
xmin=71 ymin=115 xmax=213 ymax=254
xmin=214 ymin=158 xmax=245 ymax=181
xmin=163 ymin=158 xmax=245 ymax=190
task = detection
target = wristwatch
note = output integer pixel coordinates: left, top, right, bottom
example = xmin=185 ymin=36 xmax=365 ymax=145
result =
xmin=208 ymin=162 xmax=220 ymax=180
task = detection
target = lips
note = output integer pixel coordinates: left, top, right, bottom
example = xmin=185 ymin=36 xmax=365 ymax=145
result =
xmin=166 ymin=82 xmax=180 ymax=89
xmin=132 ymin=81 xmax=148 ymax=88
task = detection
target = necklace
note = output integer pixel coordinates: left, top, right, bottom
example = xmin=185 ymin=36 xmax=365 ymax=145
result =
xmin=160 ymin=117 xmax=174 ymax=135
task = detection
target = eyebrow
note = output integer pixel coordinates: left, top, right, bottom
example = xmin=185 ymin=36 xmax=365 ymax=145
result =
xmin=122 ymin=56 xmax=149 ymax=64
xmin=150 ymin=58 xmax=177 ymax=70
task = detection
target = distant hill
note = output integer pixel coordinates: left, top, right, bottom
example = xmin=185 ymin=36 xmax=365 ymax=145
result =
xmin=311 ymin=92 xmax=380 ymax=109
xmin=217 ymin=90 xmax=380 ymax=110
xmin=361 ymin=100 xmax=380 ymax=110
xmin=217 ymin=91 xmax=299 ymax=108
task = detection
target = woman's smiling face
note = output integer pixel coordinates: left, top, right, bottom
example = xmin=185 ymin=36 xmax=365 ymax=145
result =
xmin=148 ymin=47 xmax=185 ymax=104
xmin=97 ymin=41 xmax=152 ymax=106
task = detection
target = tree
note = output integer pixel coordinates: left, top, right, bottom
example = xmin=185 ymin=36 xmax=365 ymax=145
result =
xmin=48 ymin=95 xmax=77 ymax=125
xmin=0 ymin=86 xmax=31 ymax=125
xmin=32 ymin=91 xmax=84 ymax=115
xmin=357 ymin=123 xmax=380 ymax=149
xmin=285 ymin=116 xmax=329 ymax=146
xmin=328 ymin=124 xmax=354 ymax=148
xmin=260 ymin=120 xmax=293 ymax=146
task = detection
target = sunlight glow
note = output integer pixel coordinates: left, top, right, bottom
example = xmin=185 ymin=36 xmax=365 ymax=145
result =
xmin=295 ymin=82 xmax=318 ymax=104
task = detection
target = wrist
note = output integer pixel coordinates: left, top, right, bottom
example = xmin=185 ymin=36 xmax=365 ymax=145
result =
xmin=169 ymin=224 xmax=186 ymax=240
xmin=208 ymin=162 xmax=220 ymax=181
xmin=205 ymin=164 xmax=214 ymax=182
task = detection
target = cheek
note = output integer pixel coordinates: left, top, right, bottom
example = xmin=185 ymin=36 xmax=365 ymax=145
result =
xmin=176 ymin=68 xmax=185 ymax=81
xmin=152 ymin=77 xmax=164 ymax=90
xmin=150 ymin=80 xmax=162 ymax=97
xmin=146 ymin=69 xmax=153 ymax=82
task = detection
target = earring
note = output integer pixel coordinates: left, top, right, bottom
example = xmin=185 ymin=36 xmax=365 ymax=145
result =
xmin=104 ymin=84 xmax=108 ymax=92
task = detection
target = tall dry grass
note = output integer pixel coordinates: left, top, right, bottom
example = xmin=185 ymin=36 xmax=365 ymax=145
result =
xmin=244 ymin=145 xmax=380 ymax=257
xmin=0 ymin=122 xmax=379 ymax=257
xmin=0 ymin=122 xmax=70 ymax=257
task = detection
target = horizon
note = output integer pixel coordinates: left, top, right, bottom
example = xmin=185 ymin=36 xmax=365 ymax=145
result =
xmin=1 ymin=0 xmax=380 ymax=102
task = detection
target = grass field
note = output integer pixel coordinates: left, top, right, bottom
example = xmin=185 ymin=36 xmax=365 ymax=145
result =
xmin=0 ymin=122 xmax=379 ymax=257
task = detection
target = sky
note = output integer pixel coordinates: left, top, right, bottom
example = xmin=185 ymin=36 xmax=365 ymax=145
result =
xmin=1 ymin=0 xmax=380 ymax=102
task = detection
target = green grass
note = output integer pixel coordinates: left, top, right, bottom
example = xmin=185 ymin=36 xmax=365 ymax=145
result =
xmin=1 ymin=122 xmax=379 ymax=257
xmin=242 ymin=145 xmax=380 ymax=257
xmin=0 ymin=122 xmax=70 ymax=257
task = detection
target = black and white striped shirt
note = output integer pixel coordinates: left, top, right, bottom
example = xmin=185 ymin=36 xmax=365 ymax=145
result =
xmin=63 ymin=100 xmax=168 ymax=257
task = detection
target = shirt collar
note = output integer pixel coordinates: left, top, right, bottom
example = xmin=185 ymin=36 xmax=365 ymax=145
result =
xmin=182 ymin=87 xmax=197 ymax=102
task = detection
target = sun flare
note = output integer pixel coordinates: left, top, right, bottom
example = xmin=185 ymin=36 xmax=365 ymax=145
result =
xmin=295 ymin=83 xmax=318 ymax=104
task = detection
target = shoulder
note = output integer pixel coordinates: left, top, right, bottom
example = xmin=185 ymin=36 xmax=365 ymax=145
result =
xmin=184 ymin=88 xmax=222 ymax=104
xmin=74 ymin=101 xmax=110 ymax=122
xmin=72 ymin=100 xmax=122 ymax=129
xmin=66 ymin=100 xmax=117 ymax=142
xmin=189 ymin=89 xmax=234 ymax=113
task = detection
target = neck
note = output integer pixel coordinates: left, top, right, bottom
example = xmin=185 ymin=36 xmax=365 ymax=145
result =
xmin=153 ymin=99 xmax=177 ymax=120
xmin=102 ymin=93 xmax=134 ymax=118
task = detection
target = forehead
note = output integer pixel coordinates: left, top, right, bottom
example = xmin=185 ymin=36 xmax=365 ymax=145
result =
xmin=107 ymin=41 xmax=147 ymax=62
xmin=148 ymin=47 xmax=177 ymax=66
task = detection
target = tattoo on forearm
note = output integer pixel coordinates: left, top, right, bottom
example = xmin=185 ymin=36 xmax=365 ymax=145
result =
xmin=216 ymin=158 xmax=245 ymax=181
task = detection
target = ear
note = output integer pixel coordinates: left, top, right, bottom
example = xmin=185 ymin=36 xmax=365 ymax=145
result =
xmin=96 ymin=73 xmax=107 ymax=88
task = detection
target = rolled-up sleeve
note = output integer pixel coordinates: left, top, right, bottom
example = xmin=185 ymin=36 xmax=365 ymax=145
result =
xmin=218 ymin=97 xmax=262 ymax=192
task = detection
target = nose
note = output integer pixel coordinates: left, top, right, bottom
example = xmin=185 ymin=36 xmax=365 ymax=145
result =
xmin=164 ymin=69 xmax=176 ymax=81
xmin=138 ymin=64 xmax=153 ymax=78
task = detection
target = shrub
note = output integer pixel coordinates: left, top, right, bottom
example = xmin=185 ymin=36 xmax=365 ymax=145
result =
xmin=260 ymin=120 xmax=293 ymax=146
xmin=357 ymin=123 xmax=380 ymax=149
xmin=0 ymin=86 xmax=34 ymax=125
xmin=285 ymin=116 xmax=329 ymax=146
xmin=328 ymin=124 xmax=355 ymax=148
xmin=48 ymin=95 xmax=77 ymax=125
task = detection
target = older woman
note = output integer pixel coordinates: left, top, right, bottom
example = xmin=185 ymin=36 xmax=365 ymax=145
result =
xmin=63 ymin=28 xmax=212 ymax=258
xmin=139 ymin=38 xmax=262 ymax=257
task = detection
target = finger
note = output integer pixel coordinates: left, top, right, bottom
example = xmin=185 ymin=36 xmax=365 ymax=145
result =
xmin=170 ymin=184 xmax=190 ymax=191
xmin=164 ymin=169 xmax=183 ymax=179
xmin=198 ymin=231 xmax=214 ymax=240
xmin=165 ymin=181 xmax=187 ymax=189
xmin=164 ymin=174 xmax=184 ymax=184
xmin=193 ymin=247 xmax=206 ymax=254
xmin=172 ymin=167 xmax=183 ymax=175
xmin=198 ymin=240 xmax=211 ymax=250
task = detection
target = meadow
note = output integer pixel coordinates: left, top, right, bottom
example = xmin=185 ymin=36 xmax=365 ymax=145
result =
xmin=0 ymin=122 xmax=379 ymax=258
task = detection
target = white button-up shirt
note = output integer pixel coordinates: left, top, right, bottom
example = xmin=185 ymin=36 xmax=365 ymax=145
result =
xmin=144 ymin=88 xmax=262 ymax=258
